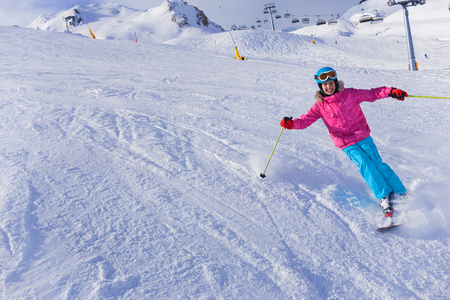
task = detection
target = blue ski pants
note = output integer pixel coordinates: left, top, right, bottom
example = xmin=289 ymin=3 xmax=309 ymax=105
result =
xmin=342 ymin=136 xmax=407 ymax=199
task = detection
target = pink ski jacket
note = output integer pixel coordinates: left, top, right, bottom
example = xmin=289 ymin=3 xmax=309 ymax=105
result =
xmin=292 ymin=83 xmax=392 ymax=150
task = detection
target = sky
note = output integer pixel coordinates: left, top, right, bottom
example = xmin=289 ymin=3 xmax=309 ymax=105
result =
xmin=0 ymin=0 xmax=359 ymax=27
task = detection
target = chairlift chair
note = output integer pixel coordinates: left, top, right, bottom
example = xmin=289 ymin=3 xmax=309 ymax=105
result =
xmin=371 ymin=10 xmax=384 ymax=24
xmin=328 ymin=19 xmax=338 ymax=25
xmin=302 ymin=16 xmax=310 ymax=24
xmin=328 ymin=14 xmax=337 ymax=25
xmin=316 ymin=15 xmax=326 ymax=26
xmin=291 ymin=16 xmax=300 ymax=23
xmin=359 ymin=9 xmax=373 ymax=23
xmin=284 ymin=11 xmax=291 ymax=18
xmin=359 ymin=15 xmax=373 ymax=23
xmin=275 ymin=14 xmax=281 ymax=19
xmin=371 ymin=16 xmax=384 ymax=23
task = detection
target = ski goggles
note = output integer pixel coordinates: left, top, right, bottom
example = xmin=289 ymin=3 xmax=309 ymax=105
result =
xmin=314 ymin=70 xmax=337 ymax=83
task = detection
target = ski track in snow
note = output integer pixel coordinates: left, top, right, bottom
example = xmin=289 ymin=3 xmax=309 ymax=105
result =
xmin=1 ymin=13 xmax=450 ymax=299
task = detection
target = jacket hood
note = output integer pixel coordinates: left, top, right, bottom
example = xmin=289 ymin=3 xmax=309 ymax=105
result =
xmin=316 ymin=80 xmax=344 ymax=102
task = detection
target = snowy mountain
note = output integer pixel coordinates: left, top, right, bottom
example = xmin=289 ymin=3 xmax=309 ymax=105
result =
xmin=2 ymin=0 xmax=450 ymax=299
xmin=27 ymin=0 xmax=223 ymax=43
xmin=295 ymin=0 xmax=450 ymax=39
xmin=170 ymin=0 xmax=450 ymax=65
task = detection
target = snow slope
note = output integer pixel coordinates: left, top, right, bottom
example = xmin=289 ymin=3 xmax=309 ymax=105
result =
xmin=1 ymin=1 xmax=450 ymax=299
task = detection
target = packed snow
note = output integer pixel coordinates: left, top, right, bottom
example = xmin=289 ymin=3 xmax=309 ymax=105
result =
xmin=1 ymin=0 xmax=450 ymax=299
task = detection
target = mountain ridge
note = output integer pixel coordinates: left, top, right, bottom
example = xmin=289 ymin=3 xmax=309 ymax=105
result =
xmin=27 ymin=0 xmax=223 ymax=43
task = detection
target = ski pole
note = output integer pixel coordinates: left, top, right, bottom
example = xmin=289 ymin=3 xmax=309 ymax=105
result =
xmin=408 ymin=95 xmax=450 ymax=100
xmin=260 ymin=127 xmax=284 ymax=178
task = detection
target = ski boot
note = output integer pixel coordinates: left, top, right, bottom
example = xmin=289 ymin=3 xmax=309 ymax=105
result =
xmin=379 ymin=193 xmax=394 ymax=217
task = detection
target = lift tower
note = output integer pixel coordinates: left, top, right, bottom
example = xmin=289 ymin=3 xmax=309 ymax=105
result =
xmin=264 ymin=3 xmax=276 ymax=31
xmin=387 ymin=0 xmax=426 ymax=71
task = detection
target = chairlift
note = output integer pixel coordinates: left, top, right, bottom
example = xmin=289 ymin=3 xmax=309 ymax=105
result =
xmin=359 ymin=9 xmax=373 ymax=23
xmin=291 ymin=15 xmax=300 ymax=23
xmin=263 ymin=9 xmax=269 ymax=14
xmin=275 ymin=14 xmax=281 ymax=19
xmin=328 ymin=14 xmax=337 ymax=25
xmin=302 ymin=15 xmax=310 ymax=24
xmin=272 ymin=10 xmax=277 ymax=14
xmin=359 ymin=15 xmax=373 ymax=23
xmin=256 ymin=19 xmax=261 ymax=23
xmin=328 ymin=19 xmax=338 ymax=25
xmin=264 ymin=19 xmax=269 ymax=23
xmin=316 ymin=16 xmax=326 ymax=26
xmin=371 ymin=10 xmax=384 ymax=24
xmin=371 ymin=16 xmax=384 ymax=24
xmin=284 ymin=11 xmax=291 ymax=18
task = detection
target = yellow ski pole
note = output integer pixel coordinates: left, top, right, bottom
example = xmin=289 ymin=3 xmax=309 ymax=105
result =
xmin=408 ymin=95 xmax=450 ymax=100
xmin=260 ymin=127 xmax=284 ymax=178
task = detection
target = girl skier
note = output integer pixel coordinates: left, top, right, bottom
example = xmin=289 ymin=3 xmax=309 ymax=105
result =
xmin=280 ymin=67 xmax=407 ymax=217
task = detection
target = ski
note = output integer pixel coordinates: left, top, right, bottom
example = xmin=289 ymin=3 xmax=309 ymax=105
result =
xmin=377 ymin=208 xmax=401 ymax=232
xmin=377 ymin=223 xmax=401 ymax=232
